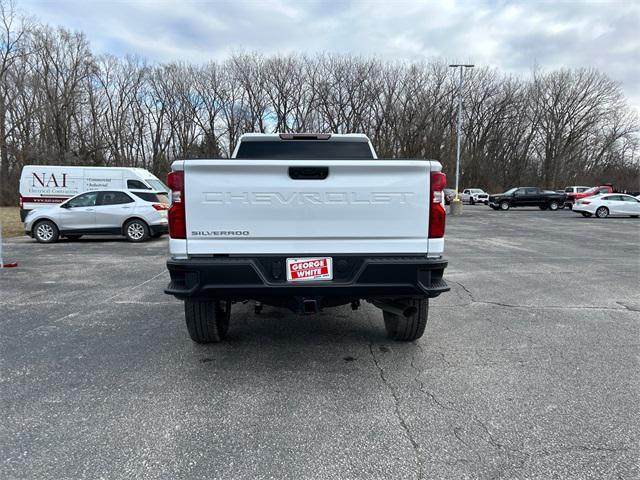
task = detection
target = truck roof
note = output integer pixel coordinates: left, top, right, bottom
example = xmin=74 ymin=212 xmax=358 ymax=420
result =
xmin=238 ymin=133 xmax=370 ymax=142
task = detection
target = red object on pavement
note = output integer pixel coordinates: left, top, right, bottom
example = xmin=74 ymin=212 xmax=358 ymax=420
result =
xmin=2 ymin=262 xmax=18 ymax=268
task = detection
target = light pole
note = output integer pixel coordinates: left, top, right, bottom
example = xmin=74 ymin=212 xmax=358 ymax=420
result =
xmin=448 ymin=64 xmax=474 ymax=215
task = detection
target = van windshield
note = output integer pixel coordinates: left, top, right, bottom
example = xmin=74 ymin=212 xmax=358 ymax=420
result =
xmin=146 ymin=179 xmax=169 ymax=192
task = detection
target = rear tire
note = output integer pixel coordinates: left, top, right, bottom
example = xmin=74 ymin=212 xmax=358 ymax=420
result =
xmin=185 ymin=299 xmax=231 ymax=343
xmin=596 ymin=207 xmax=609 ymax=218
xmin=124 ymin=219 xmax=150 ymax=242
xmin=549 ymin=201 xmax=559 ymax=211
xmin=581 ymin=212 xmax=592 ymax=217
xmin=383 ymin=299 xmax=428 ymax=341
xmin=500 ymin=201 xmax=510 ymax=211
xmin=33 ymin=220 xmax=59 ymax=244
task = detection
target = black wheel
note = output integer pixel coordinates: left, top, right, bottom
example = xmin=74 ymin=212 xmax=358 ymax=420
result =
xmin=596 ymin=207 xmax=609 ymax=218
xmin=539 ymin=205 xmax=548 ymax=210
xmin=470 ymin=198 xmax=475 ymax=205
xmin=64 ymin=234 xmax=82 ymax=240
xmin=567 ymin=203 xmax=573 ymax=210
xmin=33 ymin=220 xmax=59 ymax=243
xmin=185 ymin=299 xmax=231 ymax=343
xmin=500 ymin=201 xmax=510 ymax=211
xmin=581 ymin=212 xmax=592 ymax=217
xmin=124 ymin=219 xmax=150 ymax=242
xmin=383 ymin=299 xmax=428 ymax=341
xmin=549 ymin=201 xmax=559 ymax=211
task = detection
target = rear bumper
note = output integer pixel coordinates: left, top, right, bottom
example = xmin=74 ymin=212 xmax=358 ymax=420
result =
xmin=165 ymin=254 xmax=449 ymax=305
xmin=150 ymin=224 xmax=168 ymax=235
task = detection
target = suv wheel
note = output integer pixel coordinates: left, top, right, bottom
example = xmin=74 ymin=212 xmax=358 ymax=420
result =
xmin=596 ymin=206 xmax=609 ymax=218
xmin=124 ymin=219 xmax=150 ymax=242
xmin=549 ymin=201 xmax=559 ymax=211
xmin=383 ymin=299 xmax=428 ymax=341
xmin=34 ymin=220 xmax=59 ymax=243
xmin=185 ymin=299 xmax=231 ymax=343
xmin=500 ymin=201 xmax=510 ymax=211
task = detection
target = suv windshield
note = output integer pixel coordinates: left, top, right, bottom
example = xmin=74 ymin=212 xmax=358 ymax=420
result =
xmin=132 ymin=191 xmax=169 ymax=204
xmin=235 ymin=140 xmax=374 ymax=159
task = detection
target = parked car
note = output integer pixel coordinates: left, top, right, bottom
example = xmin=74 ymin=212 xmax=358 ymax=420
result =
xmin=24 ymin=189 xmax=169 ymax=243
xmin=564 ymin=186 xmax=591 ymax=195
xmin=565 ymin=185 xmax=614 ymax=209
xmin=460 ymin=188 xmax=489 ymax=205
xmin=488 ymin=187 xmax=566 ymax=211
xmin=165 ymin=133 xmax=450 ymax=343
xmin=573 ymin=194 xmax=640 ymax=218
xmin=19 ymin=165 xmax=169 ymax=221
xmin=444 ymin=188 xmax=456 ymax=205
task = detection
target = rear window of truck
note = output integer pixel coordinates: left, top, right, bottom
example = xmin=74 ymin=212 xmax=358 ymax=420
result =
xmin=235 ymin=140 xmax=374 ymax=160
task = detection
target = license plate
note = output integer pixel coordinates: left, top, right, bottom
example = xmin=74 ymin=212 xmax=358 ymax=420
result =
xmin=286 ymin=257 xmax=333 ymax=282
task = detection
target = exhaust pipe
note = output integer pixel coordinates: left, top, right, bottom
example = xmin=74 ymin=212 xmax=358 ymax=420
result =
xmin=370 ymin=300 xmax=417 ymax=318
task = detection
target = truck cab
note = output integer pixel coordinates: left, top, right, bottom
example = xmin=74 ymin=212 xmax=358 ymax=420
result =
xmin=164 ymin=133 xmax=449 ymax=343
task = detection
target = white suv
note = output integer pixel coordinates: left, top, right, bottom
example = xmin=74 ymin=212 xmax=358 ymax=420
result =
xmin=24 ymin=189 xmax=168 ymax=243
xmin=460 ymin=188 xmax=489 ymax=205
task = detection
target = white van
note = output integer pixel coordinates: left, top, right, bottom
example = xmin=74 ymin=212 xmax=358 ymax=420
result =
xmin=19 ymin=166 xmax=168 ymax=220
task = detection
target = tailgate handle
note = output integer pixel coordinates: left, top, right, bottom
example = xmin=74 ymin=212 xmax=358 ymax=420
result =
xmin=288 ymin=166 xmax=329 ymax=180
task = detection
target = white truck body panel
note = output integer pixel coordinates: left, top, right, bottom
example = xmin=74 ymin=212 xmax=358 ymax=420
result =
xmin=177 ymin=159 xmax=442 ymax=256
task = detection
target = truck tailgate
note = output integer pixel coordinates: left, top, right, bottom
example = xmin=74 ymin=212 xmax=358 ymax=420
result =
xmin=183 ymin=159 xmax=436 ymax=255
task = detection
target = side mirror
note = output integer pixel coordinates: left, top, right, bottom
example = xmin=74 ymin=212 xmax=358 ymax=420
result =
xmin=60 ymin=203 xmax=70 ymax=209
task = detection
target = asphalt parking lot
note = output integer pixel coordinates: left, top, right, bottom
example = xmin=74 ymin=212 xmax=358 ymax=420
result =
xmin=1 ymin=207 xmax=639 ymax=479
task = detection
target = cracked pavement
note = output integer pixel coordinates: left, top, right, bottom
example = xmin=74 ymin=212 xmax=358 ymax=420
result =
xmin=1 ymin=207 xmax=639 ymax=479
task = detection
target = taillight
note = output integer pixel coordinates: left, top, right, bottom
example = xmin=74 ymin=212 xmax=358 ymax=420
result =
xmin=152 ymin=203 xmax=168 ymax=211
xmin=19 ymin=195 xmax=23 ymax=209
xmin=167 ymin=171 xmax=186 ymax=239
xmin=581 ymin=201 xmax=591 ymax=205
xmin=429 ymin=172 xmax=446 ymax=238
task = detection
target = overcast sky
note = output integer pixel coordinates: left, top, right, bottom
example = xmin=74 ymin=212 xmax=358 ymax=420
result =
xmin=22 ymin=0 xmax=640 ymax=108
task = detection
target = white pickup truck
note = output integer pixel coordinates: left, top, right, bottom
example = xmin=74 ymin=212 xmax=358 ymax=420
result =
xmin=164 ymin=133 xmax=449 ymax=343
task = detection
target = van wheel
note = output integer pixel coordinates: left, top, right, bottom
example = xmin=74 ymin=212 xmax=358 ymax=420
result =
xmin=596 ymin=207 xmax=609 ymax=218
xmin=383 ymin=299 xmax=428 ymax=341
xmin=500 ymin=201 xmax=510 ymax=211
xmin=124 ymin=219 xmax=150 ymax=242
xmin=34 ymin=220 xmax=59 ymax=243
xmin=185 ymin=299 xmax=231 ymax=343
xmin=549 ymin=201 xmax=559 ymax=211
